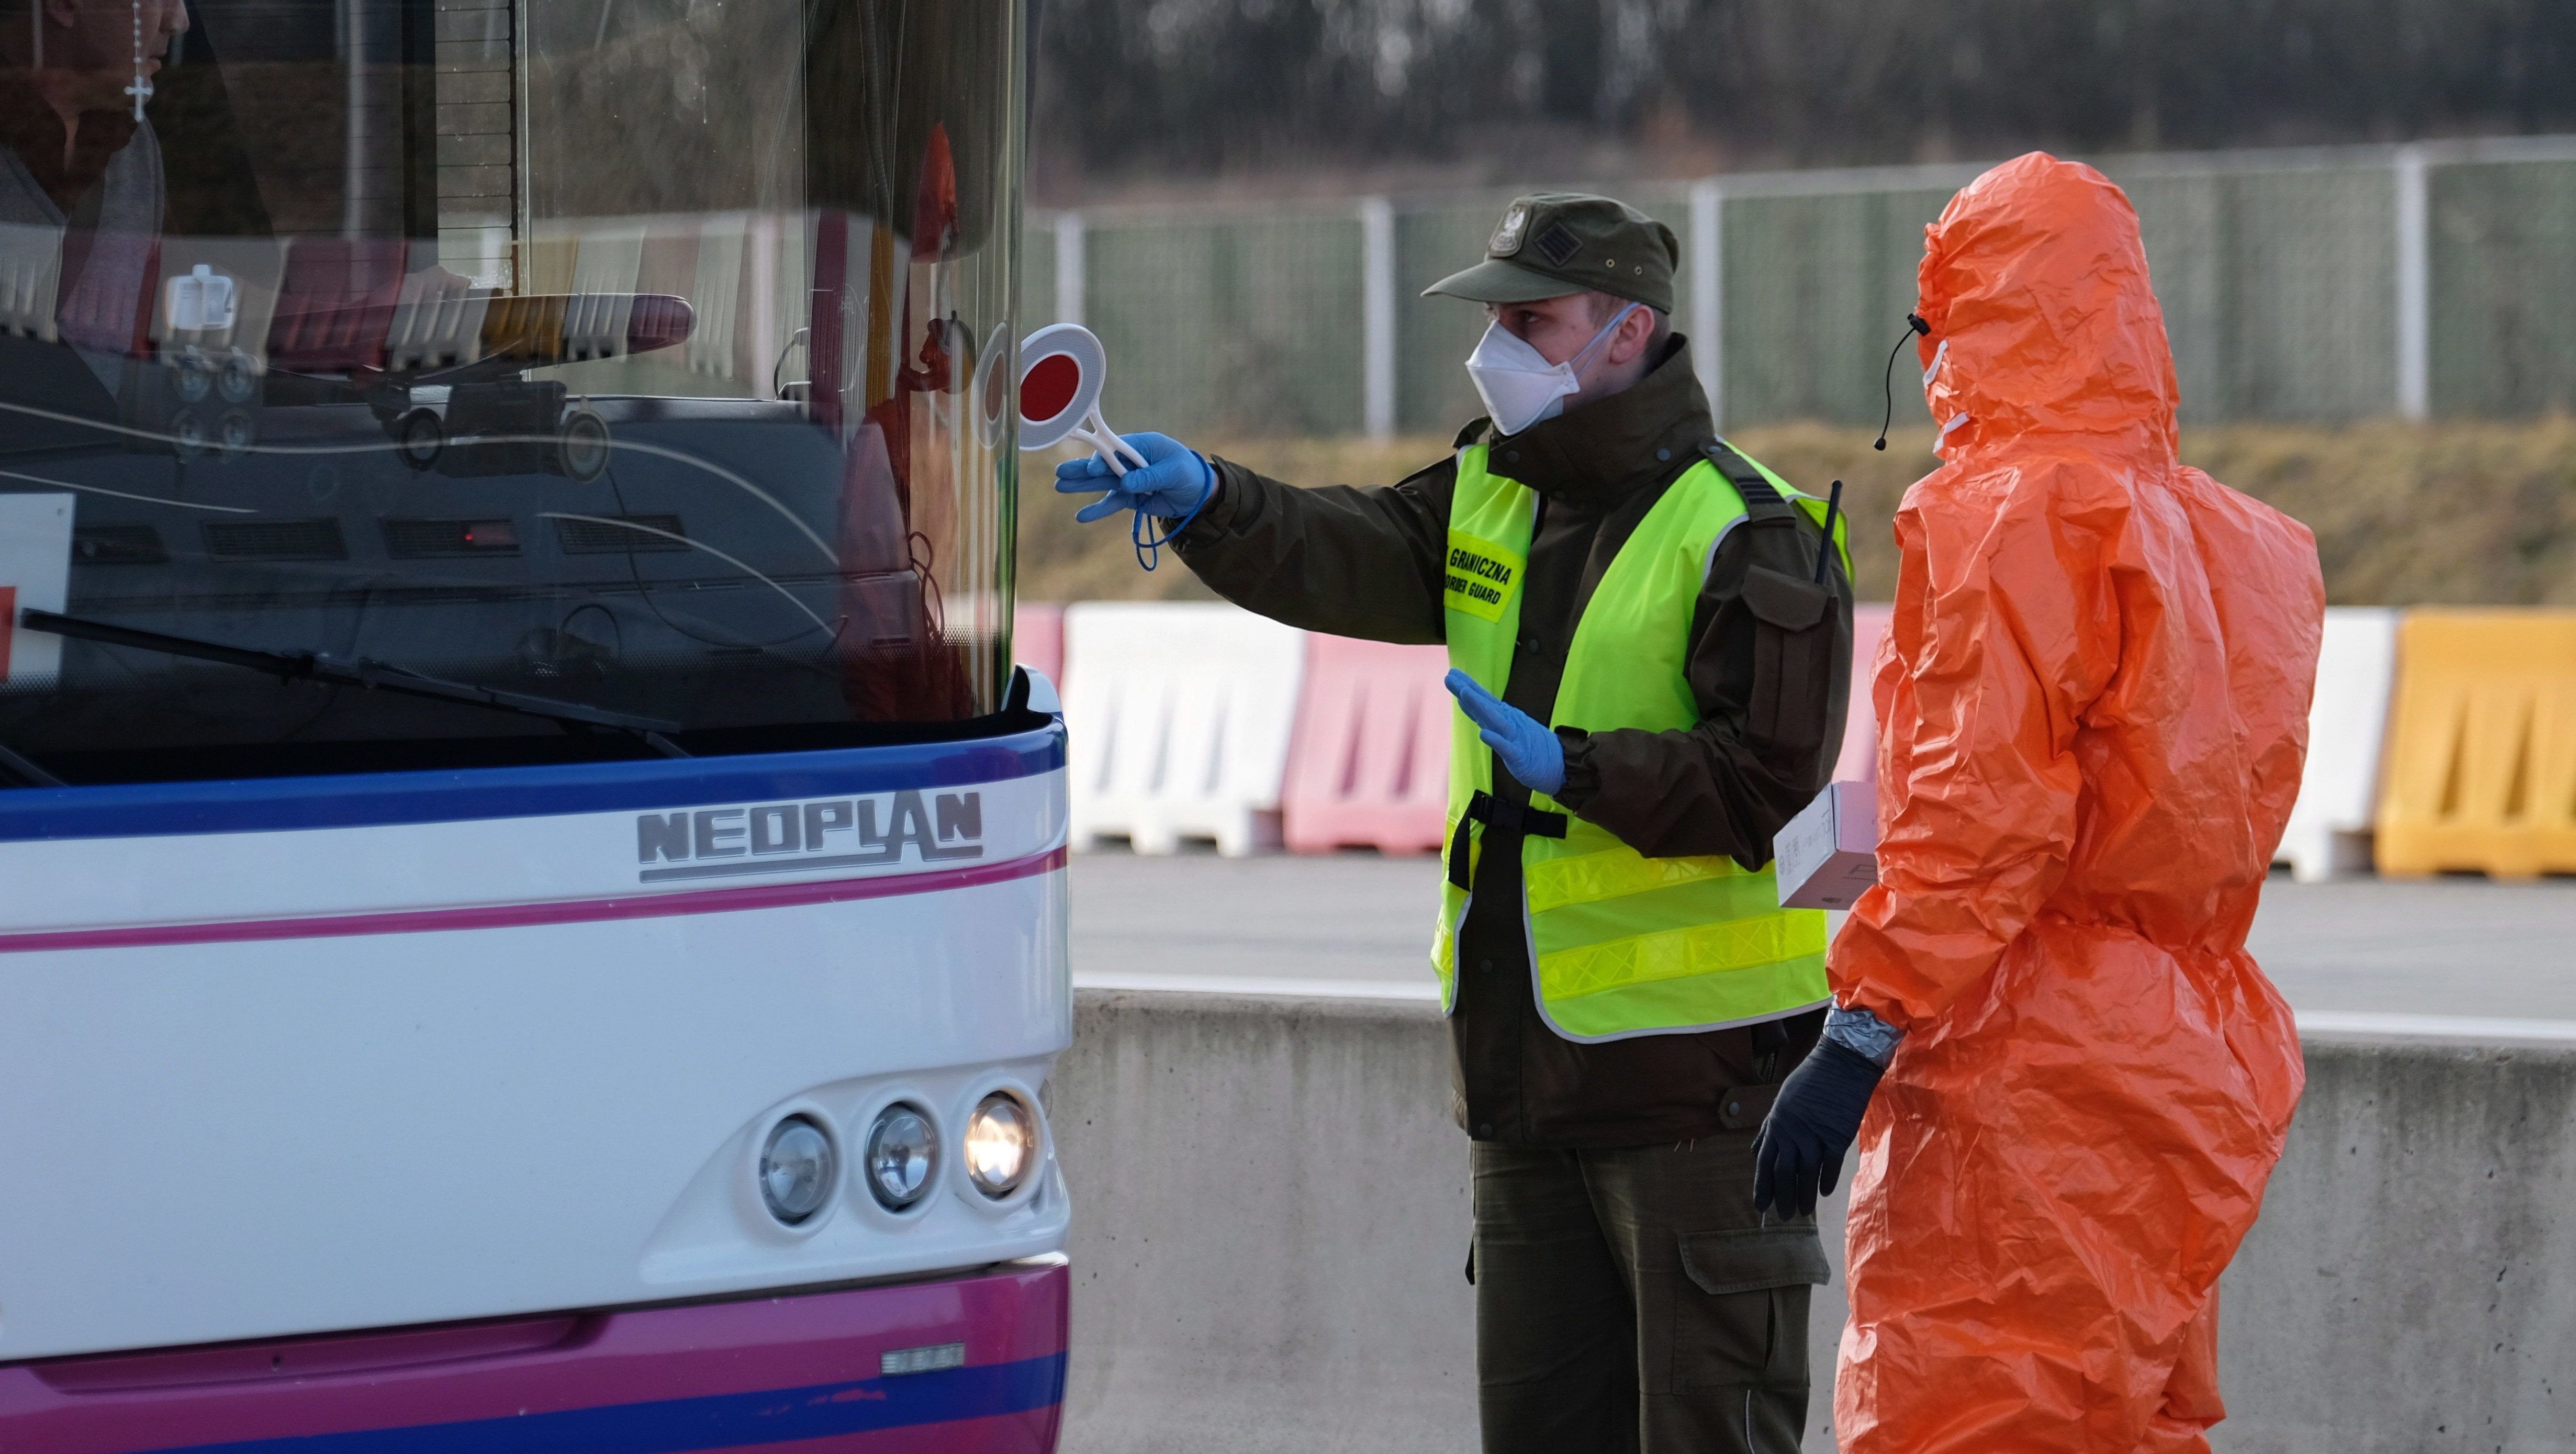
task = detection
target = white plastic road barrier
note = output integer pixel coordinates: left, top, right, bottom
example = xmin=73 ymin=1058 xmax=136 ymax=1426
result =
xmin=2278 ymin=607 xmax=2400 ymax=882
xmin=1062 ymin=602 xmax=1307 ymax=856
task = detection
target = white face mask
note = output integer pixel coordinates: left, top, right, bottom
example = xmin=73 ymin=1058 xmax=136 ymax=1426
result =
xmin=1464 ymin=303 xmax=1640 ymax=437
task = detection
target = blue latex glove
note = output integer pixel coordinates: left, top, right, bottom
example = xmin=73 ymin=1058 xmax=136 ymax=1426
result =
xmin=1443 ymin=669 xmax=1565 ymax=796
xmin=1052 ymin=432 xmax=1213 ymax=524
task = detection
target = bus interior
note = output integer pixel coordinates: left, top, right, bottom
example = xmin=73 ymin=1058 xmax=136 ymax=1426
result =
xmin=0 ymin=0 xmax=1027 ymax=784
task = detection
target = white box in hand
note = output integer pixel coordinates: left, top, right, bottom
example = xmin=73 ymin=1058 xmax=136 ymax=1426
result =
xmin=1773 ymin=780 xmax=1879 ymax=910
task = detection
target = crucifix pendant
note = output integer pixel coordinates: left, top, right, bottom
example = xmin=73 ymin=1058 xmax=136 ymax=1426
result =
xmin=127 ymin=1 xmax=151 ymax=119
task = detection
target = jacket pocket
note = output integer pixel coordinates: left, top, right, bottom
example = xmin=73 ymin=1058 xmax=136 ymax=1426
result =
xmin=1673 ymin=1226 xmax=1830 ymax=1392
xmin=1740 ymin=565 xmax=1835 ymax=750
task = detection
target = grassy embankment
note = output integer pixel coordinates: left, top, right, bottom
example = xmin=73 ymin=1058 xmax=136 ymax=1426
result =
xmin=1022 ymin=419 xmax=2576 ymax=606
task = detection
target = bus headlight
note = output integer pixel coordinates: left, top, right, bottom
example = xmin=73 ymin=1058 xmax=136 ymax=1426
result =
xmin=864 ymin=1105 xmax=938 ymax=1210
xmin=964 ymin=1094 xmax=1036 ymax=1198
xmin=759 ymin=1115 xmax=836 ymax=1226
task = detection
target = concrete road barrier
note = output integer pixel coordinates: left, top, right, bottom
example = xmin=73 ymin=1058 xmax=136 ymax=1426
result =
xmin=1052 ymin=992 xmax=1474 ymax=1454
xmin=2213 ymin=1021 xmax=2576 ymax=1453
xmin=1051 ymin=990 xmax=2576 ymax=1453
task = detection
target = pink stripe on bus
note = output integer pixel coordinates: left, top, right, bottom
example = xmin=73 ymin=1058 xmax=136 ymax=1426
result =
xmin=3 ymin=1262 xmax=1070 ymax=1454
xmin=0 ymin=848 xmax=1067 ymax=955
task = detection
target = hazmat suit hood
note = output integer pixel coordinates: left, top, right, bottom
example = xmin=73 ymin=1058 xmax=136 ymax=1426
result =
xmin=1827 ymin=151 xmax=2327 ymax=1453
xmin=1913 ymin=152 xmax=2180 ymax=461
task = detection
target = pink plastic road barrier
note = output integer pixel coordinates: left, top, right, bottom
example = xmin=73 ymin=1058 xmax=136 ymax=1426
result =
xmin=1015 ymin=602 xmax=1066 ymax=692
xmin=1281 ymin=635 xmax=1452 ymax=856
xmin=1833 ymin=604 xmax=1894 ymax=784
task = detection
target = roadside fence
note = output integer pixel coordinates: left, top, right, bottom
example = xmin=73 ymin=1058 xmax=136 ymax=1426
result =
xmin=1026 ymin=136 xmax=2576 ymax=440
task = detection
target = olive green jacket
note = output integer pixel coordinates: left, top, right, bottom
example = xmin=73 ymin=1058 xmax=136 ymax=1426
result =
xmin=1175 ymin=339 xmax=1855 ymax=1147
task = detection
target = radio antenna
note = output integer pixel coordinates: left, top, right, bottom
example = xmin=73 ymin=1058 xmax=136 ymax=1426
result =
xmin=1814 ymin=479 xmax=1844 ymax=584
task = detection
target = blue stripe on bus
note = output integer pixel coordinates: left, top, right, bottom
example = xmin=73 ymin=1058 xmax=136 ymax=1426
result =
xmin=141 ymin=1352 xmax=1067 ymax=1454
xmin=0 ymin=725 xmax=1065 ymax=842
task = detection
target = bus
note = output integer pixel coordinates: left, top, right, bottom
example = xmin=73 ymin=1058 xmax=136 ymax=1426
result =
xmin=0 ymin=0 xmax=1069 ymax=1447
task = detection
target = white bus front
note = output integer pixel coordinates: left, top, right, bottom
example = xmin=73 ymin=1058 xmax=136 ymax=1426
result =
xmin=0 ymin=0 xmax=1070 ymax=1446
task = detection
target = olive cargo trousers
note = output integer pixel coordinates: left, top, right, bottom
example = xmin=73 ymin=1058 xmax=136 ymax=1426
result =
xmin=1470 ymin=1132 xmax=1827 ymax=1453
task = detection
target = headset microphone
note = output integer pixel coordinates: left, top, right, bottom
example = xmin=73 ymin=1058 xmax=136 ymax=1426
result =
xmin=1874 ymin=313 xmax=1933 ymax=451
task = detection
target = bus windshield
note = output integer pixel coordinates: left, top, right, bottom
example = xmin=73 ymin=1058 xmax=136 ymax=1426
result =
xmin=0 ymin=0 xmax=1025 ymax=781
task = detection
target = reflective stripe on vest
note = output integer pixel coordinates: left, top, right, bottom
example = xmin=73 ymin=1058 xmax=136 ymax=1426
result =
xmin=1431 ymin=441 xmax=1846 ymax=1042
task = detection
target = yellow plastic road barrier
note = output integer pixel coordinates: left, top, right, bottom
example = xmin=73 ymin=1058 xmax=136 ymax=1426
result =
xmin=2376 ymin=610 xmax=2576 ymax=878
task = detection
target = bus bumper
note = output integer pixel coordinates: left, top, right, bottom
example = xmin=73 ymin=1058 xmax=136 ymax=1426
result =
xmin=0 ymin=1258 xmax=1069 ymax=1454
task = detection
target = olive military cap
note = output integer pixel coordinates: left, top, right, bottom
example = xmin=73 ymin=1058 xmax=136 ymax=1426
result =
xmin=1423 ymin=192 xmax=1680 ymax=315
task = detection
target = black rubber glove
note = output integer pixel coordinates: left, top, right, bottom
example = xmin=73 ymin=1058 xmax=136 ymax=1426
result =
xmin=1752 ymin=1038 xmax=1886 ymax=1220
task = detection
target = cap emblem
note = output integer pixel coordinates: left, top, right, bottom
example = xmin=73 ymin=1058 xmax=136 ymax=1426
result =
xmin=1491 ymin=204 xmax=1530 ymax=257
xmin=1533 ymin=222 xmax=1581 ymax=268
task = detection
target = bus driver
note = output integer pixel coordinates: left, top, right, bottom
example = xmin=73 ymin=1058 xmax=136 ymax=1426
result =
xmin=1 ymin=0 xmax=188 ymax=386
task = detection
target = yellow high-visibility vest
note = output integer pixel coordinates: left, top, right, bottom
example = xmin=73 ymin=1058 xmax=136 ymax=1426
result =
xmin=1433 ymin=440 xmax=1845 ymax=1041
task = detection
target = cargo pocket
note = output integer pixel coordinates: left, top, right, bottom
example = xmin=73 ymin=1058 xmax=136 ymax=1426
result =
xmin=1740 ymin=565 xmax=1834 ymax=749
xmin=1673 ymin=1227 xmax=1830 ymax=1392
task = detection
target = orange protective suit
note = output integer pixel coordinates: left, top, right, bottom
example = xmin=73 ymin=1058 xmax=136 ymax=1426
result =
xmin=1829 ymin=153 xmax=2324 ymax=1452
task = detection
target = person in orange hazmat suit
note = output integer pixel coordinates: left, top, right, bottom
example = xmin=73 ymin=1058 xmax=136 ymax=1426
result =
xmin=1749 ymin=152 xmax=2323 ymax=1451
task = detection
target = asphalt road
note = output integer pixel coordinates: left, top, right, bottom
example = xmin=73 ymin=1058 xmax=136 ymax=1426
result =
xmin=1069 ymin=850 xmax=2576 ymax=1025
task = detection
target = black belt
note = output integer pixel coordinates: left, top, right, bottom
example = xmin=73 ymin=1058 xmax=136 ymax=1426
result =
xmin=1446 ymin=789 xmax=1567 ymax=891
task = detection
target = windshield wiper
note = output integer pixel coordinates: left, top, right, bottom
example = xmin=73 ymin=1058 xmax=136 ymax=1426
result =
xmin=20 ymin=609 xmax=689 ymax=758
xmin=0 ymin=737 xmax=65 ymax=787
